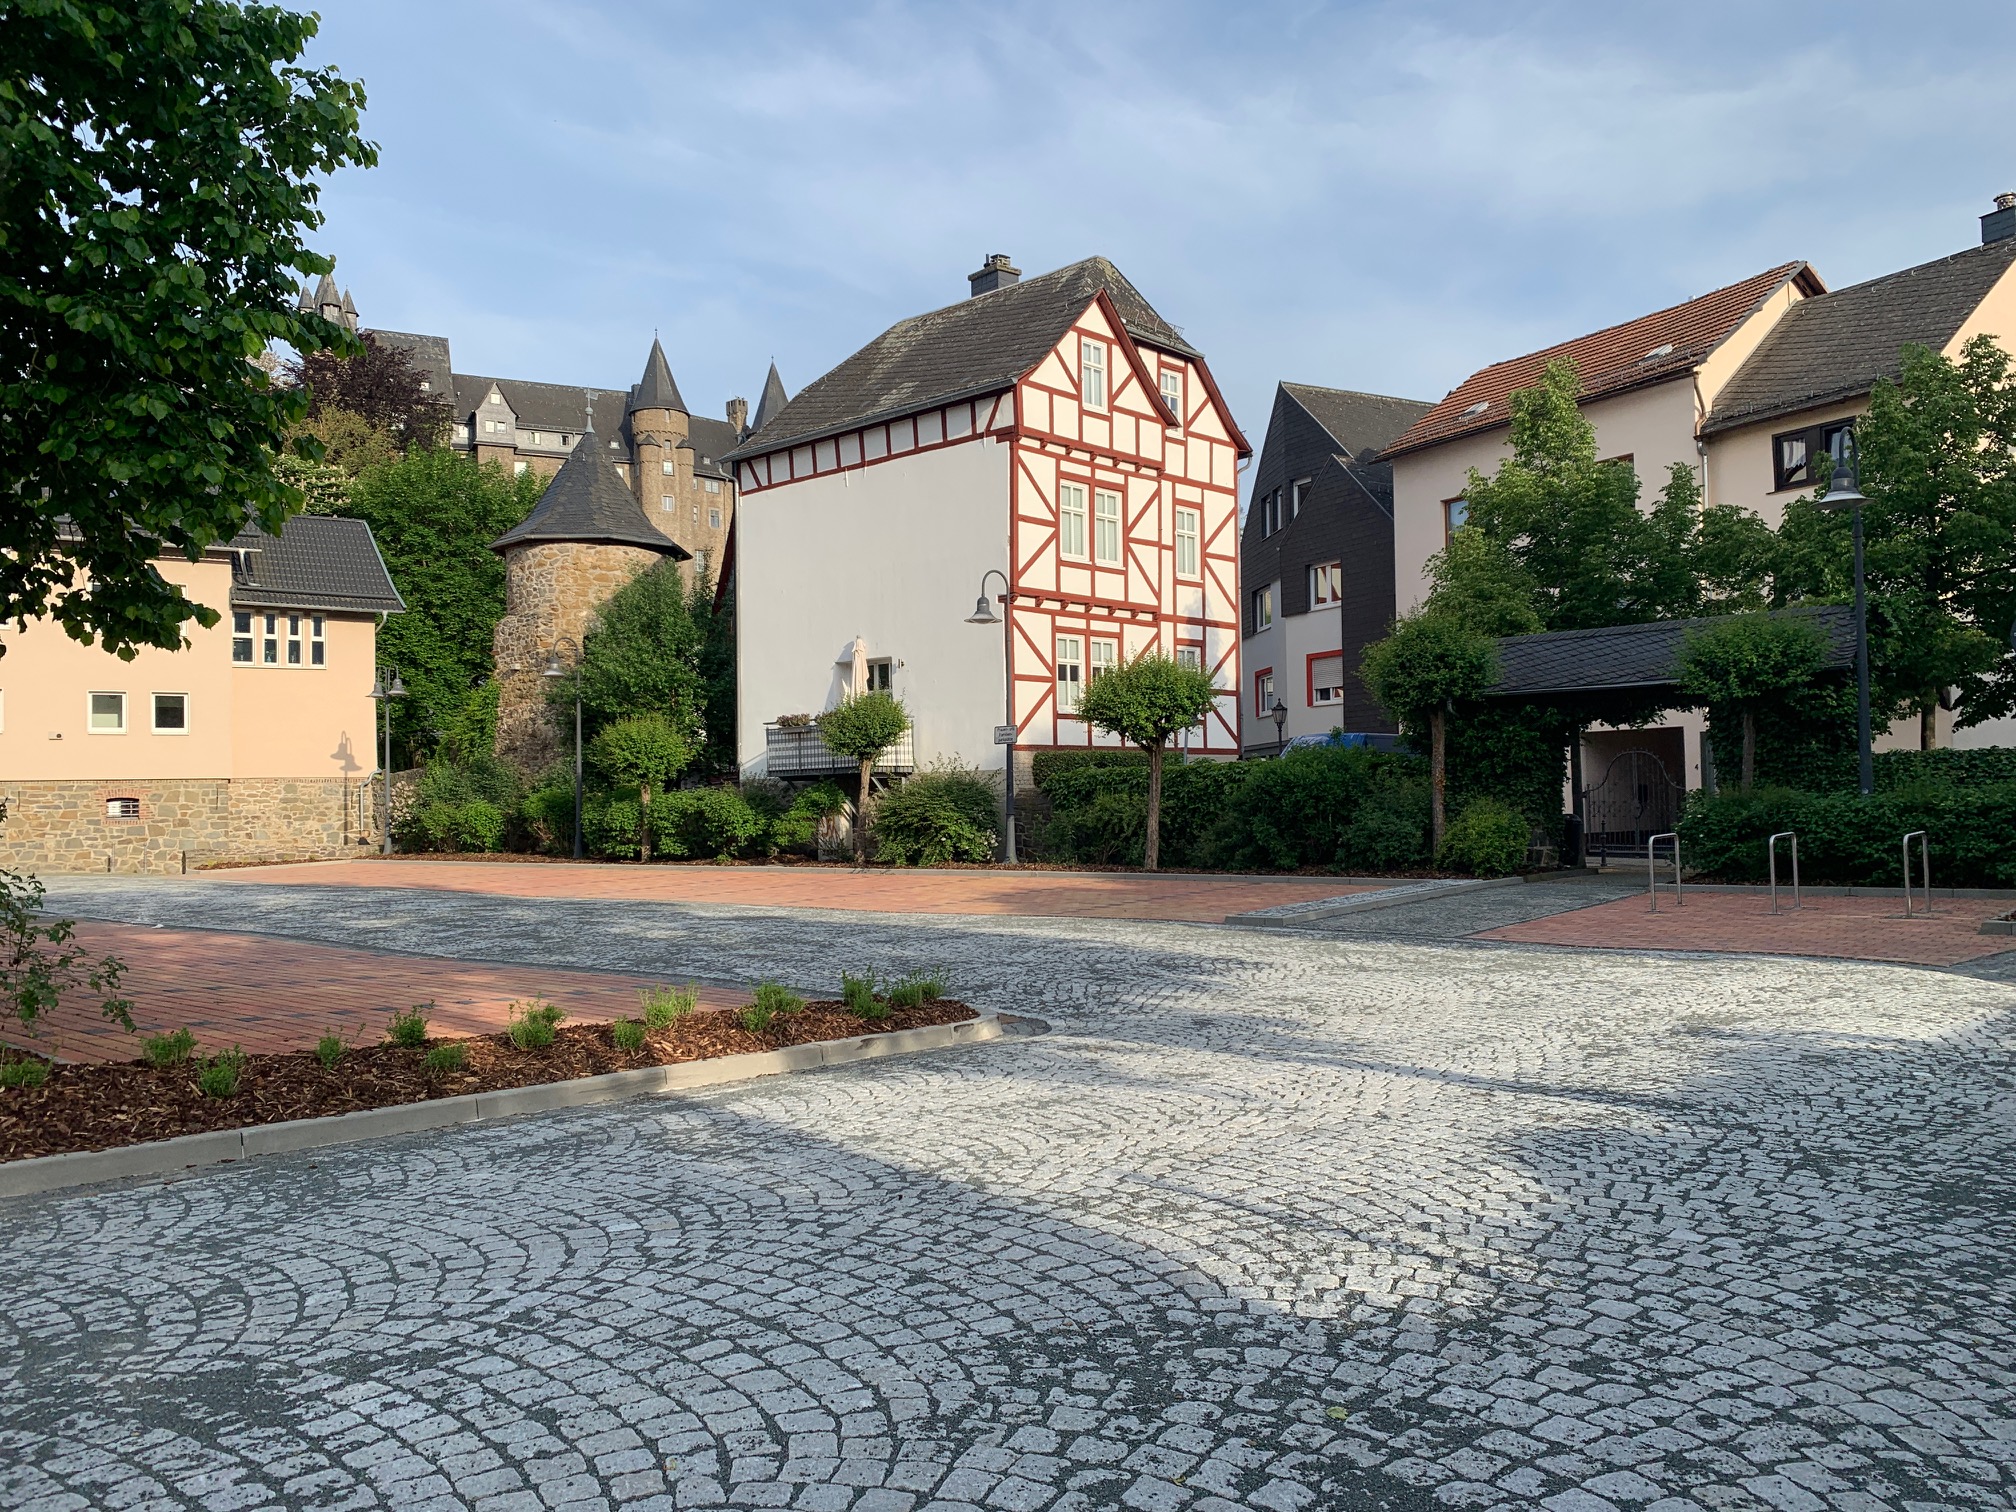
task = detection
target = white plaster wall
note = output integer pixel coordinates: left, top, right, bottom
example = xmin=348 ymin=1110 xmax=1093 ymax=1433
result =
xmin=736 ymin=439 xmax=1013 ymax=780
xmin=1280 ymin=604 xmax=1346 ymax=739
xmin=1240 ymin=613 xmax=1282 ymax=747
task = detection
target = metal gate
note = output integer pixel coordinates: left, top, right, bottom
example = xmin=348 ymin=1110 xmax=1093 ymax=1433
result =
xmin=1580 ymin=749 xmax=1682 ymax=861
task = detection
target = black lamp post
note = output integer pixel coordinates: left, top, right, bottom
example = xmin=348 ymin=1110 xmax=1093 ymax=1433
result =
xmin=1815 ymin=444 xmax=1874 ymax=796
xmin=966 ymin=570 xmax=1018 ymax=864
xmin=543 ymin=639 xmax=584 ymax=859
xmin=1271 ymin=696 xmax=1289 ymax=754
xmin=369 ymin=666 xmax=406 ymax=854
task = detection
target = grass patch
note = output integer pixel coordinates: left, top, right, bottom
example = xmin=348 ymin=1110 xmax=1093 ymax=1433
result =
xmin=196 ymin=1047 xmax=248 ymax=1098
xmin=142 ymin=1027 xmax=196 ymax=1068
xmin=386 ymin=1004 xmax=431 ymax=1048
xmin=423 ymin=1041 xmax=468 ymax=1074
xmin=1 ymin=1056 xmax=50 ymax=1090
xmin=610 ymin=1017 xmax=647 ymax=1052
xmin=640 ymin=983 xmax=697 ymax=1029
xmin=506 ymin=999 xmax=564 ymax=1051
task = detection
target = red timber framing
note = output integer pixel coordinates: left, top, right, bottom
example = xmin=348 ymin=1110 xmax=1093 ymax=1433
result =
xmin=733 ymin=286 xmax=1250 ymax=758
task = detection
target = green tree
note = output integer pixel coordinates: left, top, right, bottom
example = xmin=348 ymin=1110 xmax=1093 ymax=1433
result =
xmin=1 ymin=0 xmax=374 ymax=659
xmin=566 ymin=560 xmax=706 ymax=744
xmin=590 ymin=713 xmax=694 ymax=862
xmin=688 ymin=569 xmax=737 ymax=780
xmin=816 ymin=691 xmax=911 ymax=862
xmin=1359 ymin=612 xmax=1498 ymax=851
xmin=1074 ymin=653 xmax=1220 ymax=872
xmin=343 ymin=449 xmax=546 ymax=765
xmin=1677 ymin=614 xmax=1829 ymax=790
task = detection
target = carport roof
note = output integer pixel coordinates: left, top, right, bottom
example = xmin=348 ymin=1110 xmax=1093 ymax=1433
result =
xmin=1488 ymin=606 xmax=1854 ymax=698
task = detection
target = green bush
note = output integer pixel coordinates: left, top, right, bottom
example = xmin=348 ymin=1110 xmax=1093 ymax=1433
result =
xmin=314 ymin=1031 xmax=346 ymax=1069
xmin=197 ymin=1047 xmax=247 ymax=1098
xmin=765 ymin=781 xmax=848 ymax=855
xmin=395 ymin=756 xmax=520 ymax=852
xmin=1 ymin=1055 xmax=50 ymax=1089
xmin=405 ymin=798 xmax=507 ymax=854
xmin=738 ymin=1002 xmax=776 ymax=1033
xmin=1437 ymin=797 xmax=1531 ymax=877
xmin=1771 ymin=744 xmax=2016 ymax=796
xmin=1038 ymin=759 xmax=1253 ymax=868
xmin=386 ymin=1004 xmax=430 ymax=1048
xmin=640 ymin=983 xmax=697 ymax=1028
xmin=584 ymin=795 xmax=643 ymax=859
xmin=1029 ymin=748 xmax=1148 ymax=788
xmin=521 ymin=780 xmax=578 ymax=854
xmin=610 ymin=1017 xmax=647 ymax=1051
xmin=423 ymin=1041 xmax=468 ymax=1073
xmin=506 ymin=999 xmax=564 ymax=1050
xmin=1338 ymin=796 xmax=1430 ymax=873
xmin=1678 ymin=783 xmax=2016 ymax=887
xmin=872 ymin=767 xmax=999 ymax=865
xmin=885 ymin=970 xmax=946 ymax=1010
xmin=142 ymin=1026 xmax=196 ymax=1067
xmin=651 ymin=787 xmax=768 ymax=860
xmin=840 ymin=970 xmax=885 ymax=1019
xmin=1041 ymin=785 xmax=1149 ymax=867
xmin=1205 ymin=748 xmax=1427 ymax=870
xmin=753 ymin=981 xmax=803 ymax=1015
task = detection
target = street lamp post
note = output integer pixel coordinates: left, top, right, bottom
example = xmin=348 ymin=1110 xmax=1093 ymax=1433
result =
xmin=1816 ymin=446 xmax=1874 ymax=796
xmin=1271 ymin=697 xmax=1289 ymax=754
xmin=966 ymin=571 xmax=1018 ymax=865
xmin=543 ymin=639 xmax=585 ymax=860
xmin=369 ymin=667 xmax=406 ymax=855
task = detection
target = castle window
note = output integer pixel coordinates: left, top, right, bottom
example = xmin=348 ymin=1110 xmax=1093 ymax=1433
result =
xmin=708 ymin=506 xmax=722 ymax=529
xmin=514 ymin=461 xmax=528 ymax=476
xmin=661 ymin=495 xmax=675 ymax=512
xmin=704 ymin=479 xmax=721 ymax=493
xmin=662 ymin=460 xmax=675 ymax=475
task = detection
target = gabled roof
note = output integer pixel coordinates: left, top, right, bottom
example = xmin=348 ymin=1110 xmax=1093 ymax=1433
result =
xmin=229 ymin=515 xmax=405 ymax=615
xmin=1702 ymin=239 xmax=2016 ymax=436
xmin=1487 ymin=605 xmax=1853 ymax=698
xmin=725 ymin=256 xmax=1212 ymax=459
xmin=1385 ymin=263 xmax=1825 ymax=460
xmin=1279 ymin=382 xmax=1433 ymax=459
xmin=630 ymin=338 xmax=687 ymax=414
xmin=489 ymin=423 xmax=687 ymax=557
xmin=751 ymin=363 xmax=789 ymax=433
xmin=367 ymin=329 xmax=456 ymax=402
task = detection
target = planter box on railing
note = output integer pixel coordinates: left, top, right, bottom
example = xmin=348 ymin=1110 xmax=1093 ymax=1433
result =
xmin=765 ymin=725 xmax=916 ymax=779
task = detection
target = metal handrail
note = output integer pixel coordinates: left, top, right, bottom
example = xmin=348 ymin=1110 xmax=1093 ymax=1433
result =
xmin=1901 ymin=830 xmax=1935 ymax=917
xmin=1768 ymin=831 xmax=1800 ymax=915
xmin=1647 ymin=831 xmax=1681 ymax=912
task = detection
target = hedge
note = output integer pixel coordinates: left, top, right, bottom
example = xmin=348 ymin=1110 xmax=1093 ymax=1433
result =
xmin=872 ymin=768 xmax=999 ymax=865
xmin=1028 ymin=748 xmax=1147 ymax=788
xmin=1781 ymin=745 xmax=2016 ymax=795
xmin=1677 ymin=783 xmax=2016 ymax=887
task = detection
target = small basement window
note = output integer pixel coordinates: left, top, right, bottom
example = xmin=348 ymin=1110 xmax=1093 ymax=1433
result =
xmin=106 ymin=797 xmax=141 ymax=820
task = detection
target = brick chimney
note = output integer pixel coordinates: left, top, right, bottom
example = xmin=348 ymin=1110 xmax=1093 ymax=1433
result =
xmin=726 ymin=397 xmax=749 ymax=433
xmin=968 ymin=253 xmax=1020 ymax=297
xmin=1982 ymin=193 xmax=2016 ymax=246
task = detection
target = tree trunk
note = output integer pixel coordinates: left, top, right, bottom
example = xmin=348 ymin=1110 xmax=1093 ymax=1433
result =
xmin=1429 ymin=710 xmax=1446 ymax=855
xmin=1741 ymin=710 xmax=1756 ymax=793
xmin=638 ymin=783 xmax=653 ymax=863
xmin=1921 ymin=695 xmax=1938 ymax=751
xmin=1144 ymin=742 xmax=1164 ymax=872
xmin=855 ymin=757 xmax=873 ymax=862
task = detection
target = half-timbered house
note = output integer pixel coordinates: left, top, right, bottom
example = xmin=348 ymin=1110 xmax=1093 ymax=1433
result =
xmin=725 ymin=255 xmax=1249 ymax=839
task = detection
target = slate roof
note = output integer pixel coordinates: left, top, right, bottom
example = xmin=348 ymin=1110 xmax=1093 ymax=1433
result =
xmin=1701 ymin=239 xmax=2016 ymax=436
xmin=489 ymin=423 xmax=688 ymax=557
xmin=1384 ymin=263 xmax=1825 ymax=460
xmin=630 ymin=338 xmax=687 ymax=413
xmin=751 ymin=363 xmax=789 ymax=433
xmin=228 ymin=515 xmax=405 ymax=615
xmin=1487 ymin=606 xmax=1854 ymax=698
xmin=368 ymin=329 xmax=456 ymax=402
xmin=726 ymin=257 xmax=1203 ymax=459
xmin=1280 ymin=382 xmax=1433 ymax=459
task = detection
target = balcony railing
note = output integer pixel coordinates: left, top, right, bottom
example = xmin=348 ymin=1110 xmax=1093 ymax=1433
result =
xmin=765 ymin=724 xmax=916 ymax=779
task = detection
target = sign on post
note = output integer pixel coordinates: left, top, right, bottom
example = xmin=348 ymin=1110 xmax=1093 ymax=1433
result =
xmin=993 ymin=725 xmax=1016 ymax=745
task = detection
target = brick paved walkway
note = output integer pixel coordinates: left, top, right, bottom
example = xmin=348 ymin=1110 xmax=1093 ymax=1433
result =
xmin=3 ymin=923 xmax=744 ymax=1065
xmin=1477 ymin=889 xmax=2015 ymax=965
xmin=209 ymin=858 xmax=1379 ymax=921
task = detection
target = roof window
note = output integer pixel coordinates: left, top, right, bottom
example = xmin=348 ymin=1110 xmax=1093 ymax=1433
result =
xmin=1642 ymin=343 xmax=1675 ymax=361
xmin=1460 ymin=400 xmax=1489 ymax=417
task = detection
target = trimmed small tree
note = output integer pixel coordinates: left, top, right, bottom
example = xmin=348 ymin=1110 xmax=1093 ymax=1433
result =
xmin=1359 ymin=612 xmax=1497 ymax=853
xmin=1074 ymin=653 xmax=1220 ymax=872
xmin=1676 ymin=614 xmax=1828 ymax=791
xmin=589 ymin=714 xmax=694 ymax=862
xmin=816 ymin=691 xmax=911 ymax=861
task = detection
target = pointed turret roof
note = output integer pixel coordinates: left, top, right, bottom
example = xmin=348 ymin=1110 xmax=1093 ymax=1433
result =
xmin=312 ymin=272 xmax=340 ymax=310
xmin=489 ymin=420 xmax=688 ymax=557
xmin=295 ymin=283 xmax=314 ymax=313
xmin=750 ymin=362 xmax=789 ymax=434
xmin=628 ymin=337 xmax=687 ymax=414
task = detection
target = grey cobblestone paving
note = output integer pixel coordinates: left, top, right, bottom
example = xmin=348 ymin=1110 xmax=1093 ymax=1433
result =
xmin=4 ymin=877 xmax=2014 ymax=1512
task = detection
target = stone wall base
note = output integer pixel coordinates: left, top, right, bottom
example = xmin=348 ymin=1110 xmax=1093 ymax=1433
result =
xmin=0 ymin=778 xmax=382 ymax=876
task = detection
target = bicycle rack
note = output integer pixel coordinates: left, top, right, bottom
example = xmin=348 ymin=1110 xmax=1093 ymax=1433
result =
xmin=1900 ymin=830 xmax=1936 ymax=917
xmin=1647 ymin=831 xmax=1682 ymax=913
xmin=1768 ymin=831 xmax=1801 ymax=915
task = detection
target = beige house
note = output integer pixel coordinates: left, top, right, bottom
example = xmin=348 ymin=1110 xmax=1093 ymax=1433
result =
xmin=0 ymin=516 xmax=404 ymax=873
xmin=1381 ymin=197 xmax=2016 ymax=801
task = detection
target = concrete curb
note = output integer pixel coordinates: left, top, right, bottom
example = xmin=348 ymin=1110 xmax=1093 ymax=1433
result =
xmin=1981 ymin=918 xmax=2015 ymax=936
xmin=0 ymin=1015 xmax=1005 ymax=1201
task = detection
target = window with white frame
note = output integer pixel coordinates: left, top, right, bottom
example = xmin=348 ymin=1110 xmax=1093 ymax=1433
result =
xmin=1175 ymin=646 xmax=1201 ymax=672
xmin=1310 ymin=653 xmax=1344 ymax=706
xmin=708 ymin=506 xmax=722 ymax=529
xmin=662 ymin=494 xmax=677 ymax=512
xmin=662 ymin=459 xmax=675 ymax=475
xmin=1093 ymin=489 xmax=1122 ymax=565
xmin=153 ymin=692 xmax=188 ymax=732
xmin=514 ymin=461 xmax=528 ymax=477
xmin=1089 ymin=639 xmax=1116 ymax=685
xmin=1160 ymin=368 xmax=1183 ymax=425
xmin=694 ymin=549 xmax=709 ymax=579
xmin=1080 ymin=339 xmax=1107 ymax=409
xmin=1310 ymin=562 xmax=1342 ymax=605
xmin=106 ymin=797 xmax=141 ymax=820
xmin=1055 ymin=636 xmax=1084 ymax=713
xmin=1059 ymin=483 xmax=1088 ymax=558
xmin=284 ymin=614 xmax=309 ymax=666
xmin=1290 ymin=478 xmax=1311 ymax=519
xmin=1252 ymin=584 xmax=1273 ymax=631
xmin=1254 ymin=670 xmax=1275 ymax=717
xmin=89 ymin=691 xmax=126 ymax=733
xmin=232 ymin=611 xmax=253 ymax=664
xmin=310 ymin=615 xmax=325 ymax=666
xmin=1175 ymin=508 xmax=1200 ymax=576
xmin=705 ymin=478 xmax=722 ymax=493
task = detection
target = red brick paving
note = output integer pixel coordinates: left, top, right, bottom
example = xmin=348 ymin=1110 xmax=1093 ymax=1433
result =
xmin=1478 ymin=891 xmax=2016 ymax=966
xmin=207 ymin=858 xmax=1378 ymax=922
xmin=3 ymin=923 xmax=745 ymax=1066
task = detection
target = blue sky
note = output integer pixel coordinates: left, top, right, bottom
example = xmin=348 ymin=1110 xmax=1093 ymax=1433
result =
xmin=304 ymin=0 xmax=2015 ymax=449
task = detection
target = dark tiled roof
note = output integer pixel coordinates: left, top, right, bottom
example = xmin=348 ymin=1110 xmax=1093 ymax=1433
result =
xmin=1701 ymin=239 xmax=2016 ymax=436
xmin=630 ymin=338 xmax=687 ymax=413
xmin=686 ymin=416 xmax=739 ymax=478
xmin=1279 ymin=382 xmax=1432 ymax=458
xmin=1385 ymin=263 xmax=1824 ymax=460
xmin=229 ymin=515 xmax=405 ymax=615
xmin=751 ymin=362 xmax=789 ymax=433
xmin=490 ymin=425 xmax=688 ymax=557
xmin=726 ymin=257 xmax=1200 ymax=458
xmin=366 ymin=329 xmax=456 ymax=404
xmin=1487 ymin=606 xmax=1853 ymax=698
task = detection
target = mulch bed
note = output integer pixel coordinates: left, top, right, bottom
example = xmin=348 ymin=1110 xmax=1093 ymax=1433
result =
xmin=0 ymin=1000 xmax=976 ymax=1163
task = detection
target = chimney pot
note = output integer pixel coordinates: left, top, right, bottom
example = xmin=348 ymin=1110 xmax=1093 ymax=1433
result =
xmin=968 ymin=253 xmax=1021 ymax=297
xmin=1983 ymin=194 xmax=2016 ymax=246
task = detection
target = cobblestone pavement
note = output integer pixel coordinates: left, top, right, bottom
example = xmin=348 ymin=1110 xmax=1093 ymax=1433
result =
xmin=4 ymin=877 xmax=2015 ymax=1512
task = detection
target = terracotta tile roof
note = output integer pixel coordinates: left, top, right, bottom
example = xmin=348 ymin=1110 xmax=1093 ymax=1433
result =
xmin=1382 ymin=263 xmax=1824 ymax=461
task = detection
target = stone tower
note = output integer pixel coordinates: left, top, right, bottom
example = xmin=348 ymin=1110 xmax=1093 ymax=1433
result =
xmin=489 ymin=414 xmax=688 ymax=774
xmin=628 ymin=337 xmax=693 ymax=541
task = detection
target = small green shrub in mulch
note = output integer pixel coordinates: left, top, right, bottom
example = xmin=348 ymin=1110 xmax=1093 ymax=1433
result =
xmin=142 ymin=1027 xmax=196 ymax=1068
xmin=506 ymin=1000 xmax=564 ymax=1051
xmin=197 ymin=1047 xmax=248 ymax=1098
xmin=610 ymin=1017 xmax=647 ymax=1052
xmin=386 ymin=1004 xmax=431 ymax=1048
xmin=314 ymin=1031 xmax=347 ymax=1069
xmin=640 ymin=984 xmax=696 ymax=1029
xmin=752 ymin=981 xmax=803 ymax=1017
xmin=1 ymin=1055 xmax=50 ymax=1090
xmin=423 ymin=1042 xmax=468 ymax=1074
